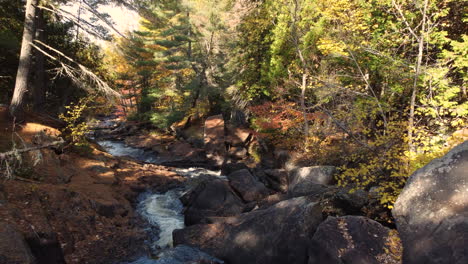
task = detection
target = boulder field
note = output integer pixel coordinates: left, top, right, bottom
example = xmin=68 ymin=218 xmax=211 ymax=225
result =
xmin=1 ymin=110 xmax=466 ymax=264
xmin=173 ymin=115 xmax=468 ymax=264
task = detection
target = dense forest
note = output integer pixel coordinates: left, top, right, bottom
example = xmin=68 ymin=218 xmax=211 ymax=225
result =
xmin=2 ymin=0 xmax=466 ymax=206
xmin=0 ymin=0 xmax=467 ymax=263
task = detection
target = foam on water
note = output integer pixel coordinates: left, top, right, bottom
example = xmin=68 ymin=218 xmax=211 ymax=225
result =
xmin=174 ymin=167 xmax=224 ymax=179
xmin=98 ymin=140 xmax=158 ymax=163
xmin=97 ymin=138 xmax=223 ymax=263
xmin=138 ymin=190 xmax=184 ymax=249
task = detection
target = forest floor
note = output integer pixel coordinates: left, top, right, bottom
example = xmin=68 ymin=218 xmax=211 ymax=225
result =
xmin=0 ymin=106 xmax=186 ymax=264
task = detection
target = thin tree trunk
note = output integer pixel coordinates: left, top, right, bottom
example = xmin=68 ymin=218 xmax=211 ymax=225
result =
xmin=408 ymin=0 xmax=428 ymax=154
xmin=291 ymin=0 xmax=309 ymax=144
xmin=187 ymin=11 xmax=192 ymax=59
xmin=33 ymin=7 xmax=45 ymax=111
xmin=75 ymin=0 xmax=82 ymax=40
xmin=10 ymin=0 xmax=38 ymax=121
xmin=301 ymin=72 xmax=309 ymax=138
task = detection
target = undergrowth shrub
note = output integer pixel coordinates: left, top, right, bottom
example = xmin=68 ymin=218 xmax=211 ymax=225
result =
xmin=249 ymin=101 xmax=304 ymax=150
xmin=59 ymin=96 xmax=94 ymax=154
xmin=337 ymin=119 xmax=465 ymax=209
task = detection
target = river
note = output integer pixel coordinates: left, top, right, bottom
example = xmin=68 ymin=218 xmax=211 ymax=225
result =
xmin=96 ymin=139 xmax=223 ymax=264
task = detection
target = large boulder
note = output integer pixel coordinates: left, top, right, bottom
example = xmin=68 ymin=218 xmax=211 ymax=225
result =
xmin=0 ymin=223 xmax=35 ymax=264
xmin=392 ymin=141 xmax=468 ymax=264
xmin=204 ymin=115 xmax=226 ymax=166
xmin=174 ymin=196 xmax=323 ymax=264
xmin=227 ymin=169 xmax=270 ymax=202
xmin=142 ymin=245 xmax=224 ymax=264
xmin=309 ymin=216 xmax=402 ymax=264
xmin=183 ymin=179 xmax=245 ymax=225
xmin=289 ymin=166 xmax=336 ymax=196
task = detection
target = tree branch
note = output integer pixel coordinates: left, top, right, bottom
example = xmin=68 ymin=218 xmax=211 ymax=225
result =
xmin=0 ymin=140 xmax=65 ymax=160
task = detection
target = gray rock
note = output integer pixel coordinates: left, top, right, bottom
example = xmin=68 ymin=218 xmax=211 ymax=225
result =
xmin=289 ymin=166 xmax=337 ymax=196
xmin=174 ymin=196 xmax=323 ymax=264
xmin=333 ymin=188 xmax=369 ymax=213
xmin=227 ymin=169 xmax=270 ymax=202
xmin=309 ymin=216 xmax=402 ymax=264
xmin=0 ymin=223 xmax=35 ymax=264
xmin=392 ymin=140 xmax=468 ymax=264
xmin=154 ymin=245 xmax=224 ymax=264
xmin=184 ymin=179 xmax=245 ymax=225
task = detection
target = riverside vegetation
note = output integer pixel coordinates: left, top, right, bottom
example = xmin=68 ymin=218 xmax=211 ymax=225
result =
xmin=0 ymin=0 xmax=467 ymax=263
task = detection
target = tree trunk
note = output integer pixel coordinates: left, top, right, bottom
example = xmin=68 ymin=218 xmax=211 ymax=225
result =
xmin=301 ymin=72 xmax=309 ymax=138
xmin=10 ymin=0 xmax=38 ymax=121
xmin=408 ymin=0 xmax=428 ymax=155
xmin=33 ymin=7 xmax=45 ymax=111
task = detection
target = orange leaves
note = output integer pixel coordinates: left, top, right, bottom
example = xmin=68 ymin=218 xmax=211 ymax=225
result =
xmin=249 ymin=100 xmax=302 ymax=132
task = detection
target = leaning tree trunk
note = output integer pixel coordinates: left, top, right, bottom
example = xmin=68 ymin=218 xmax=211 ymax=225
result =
xmin=10 ymin=0 xmax=38 ymax=121
xmin=33 ymin=7 xmax=46 ymax=111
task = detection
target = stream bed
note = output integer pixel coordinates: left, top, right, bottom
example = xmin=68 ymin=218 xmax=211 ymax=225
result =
xmin=97 ymin=139 xmax=223 ymax=264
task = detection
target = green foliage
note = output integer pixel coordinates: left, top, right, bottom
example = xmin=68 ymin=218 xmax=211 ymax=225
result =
xmin=148 ymin=110 xmax=185 ymax=130
xmin=230 ymin=0 xmax=467 ymax=211
xmin=59 ymin=96 xmax=93 ymax=149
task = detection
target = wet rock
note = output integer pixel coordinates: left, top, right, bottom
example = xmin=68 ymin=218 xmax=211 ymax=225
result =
xmin=392 ymin=141 xmax=468 ymax=264
xmin=174 ymin=196 xmax=323 ymax=264
xmin=184 ymin=179 xmax=244 ymax=225
xmin=204 ymin=115 xmax=226 ymax=166
xmin=309 ymin=216 xmax=402 ymax=264
xmin=289 ymin=166 xmax=336 ymax=196
xmin=0 ymin=222 xmax=35 ymax=264
xmin=227 ymin=169 xmax=270 ymax=202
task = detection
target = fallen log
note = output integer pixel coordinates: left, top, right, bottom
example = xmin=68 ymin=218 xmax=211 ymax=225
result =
xmin=0 ymin=139 xmax=64 ymax=160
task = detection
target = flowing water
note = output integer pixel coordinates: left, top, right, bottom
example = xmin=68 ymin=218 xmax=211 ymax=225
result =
xmin=97 ymin=139 xmax=223 ymax=264
xmin=137 ymin=189 xmax=185 ymax=249
xmin=98 ymin=140 xmax=159 ymax=163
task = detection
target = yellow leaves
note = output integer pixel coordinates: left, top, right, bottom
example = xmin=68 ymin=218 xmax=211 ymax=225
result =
xmin=59 ymin=96 xmax=94 ymax=146
xmin=317 ymin=38 xmax=348 ymax=56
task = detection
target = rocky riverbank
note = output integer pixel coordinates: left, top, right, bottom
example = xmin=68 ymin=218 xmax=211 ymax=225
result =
xmin=0 ymin=109 xmax=187 ymax=264
xmin=1 ymin=110 xmax=467 ymax=264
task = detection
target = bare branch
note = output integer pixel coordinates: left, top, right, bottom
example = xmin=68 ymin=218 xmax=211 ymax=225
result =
xmin=348 ymin=49 xmax=388 ymax=131
xmin=31 ymin=41 xmax=120 ymax=99
xmin=37 ymin=5 xmax=108 ymax=40
xmin=391 ymin=0 xmax=420 ymax=40
xmin=82 ymin=0 xmax=128 ymax=39
xmin=0 ymin=140 xmax=65 ymax=160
